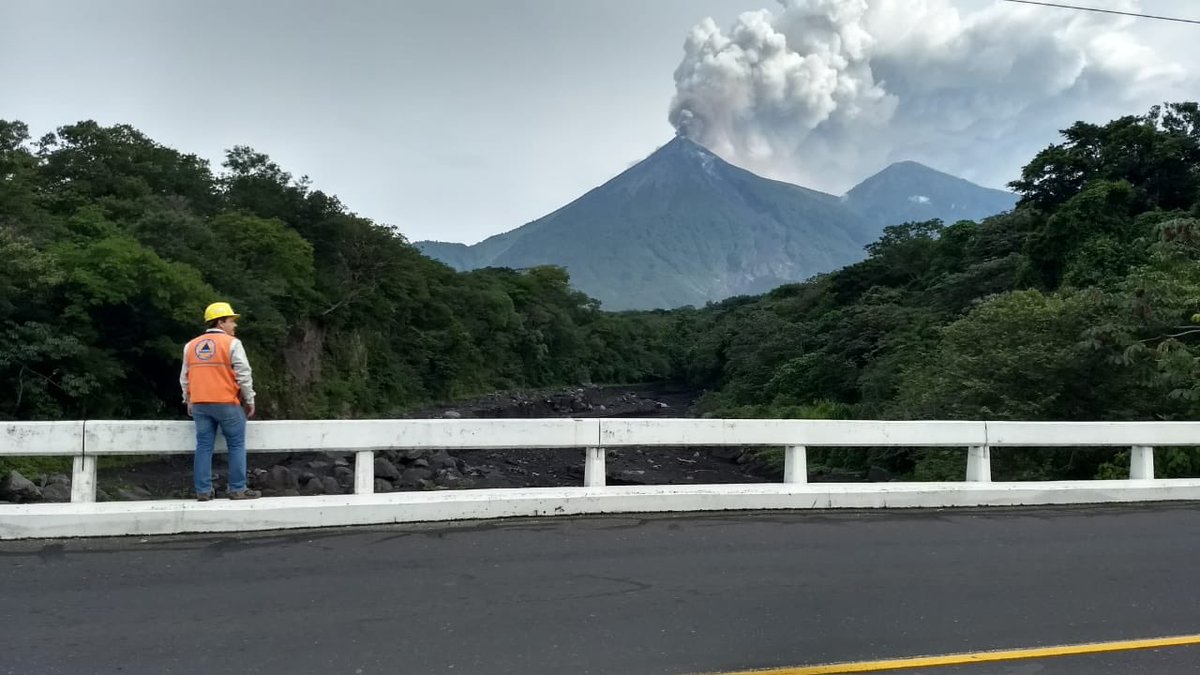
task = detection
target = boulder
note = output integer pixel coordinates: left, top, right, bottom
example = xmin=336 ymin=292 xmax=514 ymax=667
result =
xmin=0 ymin=471 xmax=42 ymax=503
xmin=266 ymin=465 xmax=299 ymax=491
xmin=249 ymin=468 xmax=270 ymax=489
xmin=374 ymin=458 xmax=401 ymax=481
xmin=321 ymin=477 xmax=342 ymax=495
xmin=430 ymin=450 xmax=458 ymax=470
xmin=305 ymin=458 xmax=334 ymax=473
xmin=373 ymin=478 xmax=393 ymax=493
xmin=42 ymin=482 xmax=72 ymax=502
xmin=300 ymin=476 xmax=325 ymax=496
xmin=38 ymin=473 xmax=70 ymax=489
xmin=399 ymin=467 xmax=434 ymax=488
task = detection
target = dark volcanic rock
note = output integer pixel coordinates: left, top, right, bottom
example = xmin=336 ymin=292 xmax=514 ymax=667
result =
xmin=266 ymin=466 xmax=300 ymax=491
xmin=399 ymin=467 xmax=434 ymax=488
xmin=92 ymin=385 xmax=779 ymax=499
xmin=374 ymin=458 xmax=401 ymax=481
xmin=0 ymin=471 xmax=42 ymax=503
xmin=321 ymin=477 xmax=343 ymax=495
xmin=42 ymin=481 xmax=72 ymax=502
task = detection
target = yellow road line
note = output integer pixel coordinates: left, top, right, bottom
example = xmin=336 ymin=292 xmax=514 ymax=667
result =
xmin=708 ymin=633 xmax=1200 ymax=674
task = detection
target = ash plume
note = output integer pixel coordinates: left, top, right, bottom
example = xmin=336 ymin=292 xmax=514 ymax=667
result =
xmin=669 ymin=0 xmax=1187 ymax=191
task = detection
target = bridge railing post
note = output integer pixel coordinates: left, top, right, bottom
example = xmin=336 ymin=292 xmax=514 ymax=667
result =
xmin=71 ymin=455 xmax=97 ymax=503
xmin=783 ymin=445 xmax=807 ymax=484
xmin=966 ymin=445 xmax=991 ymax=483
xmin=354 ymin=450 xmax=375 ymax=494
xmin=584 ymin=447 xmax=605 ymax=487
xmin=1130 ymin=446 xmax=1155 ymax=480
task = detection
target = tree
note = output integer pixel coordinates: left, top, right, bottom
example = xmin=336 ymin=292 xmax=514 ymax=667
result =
xmin=1011 ymin=103 xmax=1200 ymax=212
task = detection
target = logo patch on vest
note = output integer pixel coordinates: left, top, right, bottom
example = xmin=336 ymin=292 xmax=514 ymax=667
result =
xmin=194 ymin=338 xmax=217 ymax=361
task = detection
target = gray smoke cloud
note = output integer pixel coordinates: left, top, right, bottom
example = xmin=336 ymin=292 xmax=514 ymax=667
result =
xmin=669 ymin=0 xmax=1187 ymax=192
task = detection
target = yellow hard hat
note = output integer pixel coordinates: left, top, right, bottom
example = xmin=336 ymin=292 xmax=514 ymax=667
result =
xmin=203 ymin=302 xmax=240 ymax=323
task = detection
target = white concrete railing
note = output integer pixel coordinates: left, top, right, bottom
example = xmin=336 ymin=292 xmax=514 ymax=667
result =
xmin=2 ymin=419 xmax=1199 ymax=539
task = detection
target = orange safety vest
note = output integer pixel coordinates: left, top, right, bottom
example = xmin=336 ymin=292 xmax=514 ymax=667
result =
xmin=185 ymin=331 xmax=241 ymax=404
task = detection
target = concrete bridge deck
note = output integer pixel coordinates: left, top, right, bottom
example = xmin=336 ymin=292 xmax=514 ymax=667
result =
xmin=3 ymin=504 xmax=1198 ymax=674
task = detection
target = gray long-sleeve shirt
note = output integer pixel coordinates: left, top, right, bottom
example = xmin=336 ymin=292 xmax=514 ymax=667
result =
xmin=179 ymin=329 xmax=256 ymax=405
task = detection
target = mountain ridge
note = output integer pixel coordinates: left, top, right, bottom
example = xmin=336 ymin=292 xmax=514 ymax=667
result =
xmin=416 ymin=138 xmax=1017 ymax=309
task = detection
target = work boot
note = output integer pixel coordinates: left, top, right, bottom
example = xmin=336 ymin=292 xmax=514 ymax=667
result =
xmin=196 ymin=492 xmax=214 ymax=502
xmin=228 ymin=489 xmax=261 ymax=500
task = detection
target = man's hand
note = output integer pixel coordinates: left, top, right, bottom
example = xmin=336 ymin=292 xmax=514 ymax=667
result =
xmin=187 ymin=402 xmax=194 ymax=417
xmin=245 ymin=403 xmax=256 ymax=419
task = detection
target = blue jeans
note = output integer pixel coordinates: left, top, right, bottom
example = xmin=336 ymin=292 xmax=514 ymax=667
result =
xmin=193 ymin=404 xmax=247 ymax=495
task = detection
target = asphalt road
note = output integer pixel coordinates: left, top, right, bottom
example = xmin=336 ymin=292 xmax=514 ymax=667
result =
xmin=2 ymin=504 xmax=1199 ymax=675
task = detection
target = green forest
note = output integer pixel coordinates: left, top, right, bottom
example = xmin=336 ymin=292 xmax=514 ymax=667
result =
xmin=2 ymin=102 xmax=1198 ymax=479
xmin=0 ymin=120 xmax=678 ymax=420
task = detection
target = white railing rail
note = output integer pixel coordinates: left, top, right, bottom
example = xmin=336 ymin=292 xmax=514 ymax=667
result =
xmin=4 ymin=419 xmax=1200 ymax=503
xmin=5 ymin=418 xmax=1200 ymax=540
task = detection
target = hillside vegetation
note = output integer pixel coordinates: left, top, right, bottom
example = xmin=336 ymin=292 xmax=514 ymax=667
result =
xmin=3 ymin=103 xmax=1198 ymax=480
xmin=0 ymin=121 xmax=675 ymax=420
xmin=676 ymin=103 xmax=1200 ymax=479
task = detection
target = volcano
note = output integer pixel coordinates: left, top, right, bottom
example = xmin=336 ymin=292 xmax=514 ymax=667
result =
xmin=417 ymin=137 xmax=1016 ymax=310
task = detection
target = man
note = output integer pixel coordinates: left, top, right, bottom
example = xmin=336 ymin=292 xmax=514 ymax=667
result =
xmin=180 ymin=301 xmax=261 ymax=501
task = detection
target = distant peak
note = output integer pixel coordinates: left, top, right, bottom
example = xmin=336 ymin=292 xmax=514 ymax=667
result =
xmin=847 ymin=160 xmax=971 ymax=195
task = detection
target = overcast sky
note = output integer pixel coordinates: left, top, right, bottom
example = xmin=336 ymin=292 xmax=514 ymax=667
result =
xmin=3 ymin=1 xmax=1197 ymax=244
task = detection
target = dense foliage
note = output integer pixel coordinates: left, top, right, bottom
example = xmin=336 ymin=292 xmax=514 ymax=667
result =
xmin=677 ymin=102 xmax=1200 ymax=478
xmin=4 ymin=102 xmax=1198 ymax=480
xmin=0 ymin=121 xmax=677 ymax=421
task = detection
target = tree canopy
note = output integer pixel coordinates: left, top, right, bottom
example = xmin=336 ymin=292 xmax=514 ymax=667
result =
xmin=3 ymin=103 xmax=1198 ymax=480
xmin=0 ymin=120 xmax=677 ymax=420
xmin=674 ymin=102 xmax=1200 ymax=478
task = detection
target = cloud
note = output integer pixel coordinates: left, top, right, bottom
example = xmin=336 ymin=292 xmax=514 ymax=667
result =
xmin=669 ymin=0 xmax=1188 ymax=192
